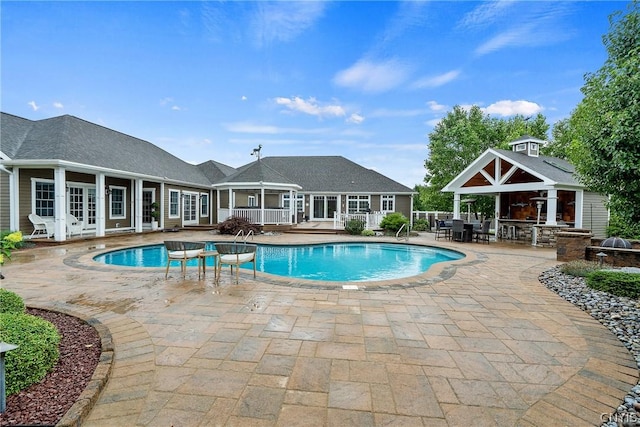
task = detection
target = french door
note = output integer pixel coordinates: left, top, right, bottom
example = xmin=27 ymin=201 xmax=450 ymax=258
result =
xmin=182 ymin=192 xmax=198 ymax=225
xmin=67 ymin=186 xmax=96 ymax=230
xmin=312 ymin=195 xmax=337 ymax=219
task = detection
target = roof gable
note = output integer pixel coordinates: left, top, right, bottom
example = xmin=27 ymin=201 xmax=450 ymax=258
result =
xmin=443 ymin=148 xmax=580 ymax=193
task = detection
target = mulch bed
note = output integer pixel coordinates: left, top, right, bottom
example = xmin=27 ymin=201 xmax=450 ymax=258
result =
xmin=0 ymin=308 xmax=101 ymax=426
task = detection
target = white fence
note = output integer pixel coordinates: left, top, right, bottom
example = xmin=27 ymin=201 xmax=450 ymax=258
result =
xmin=333 ymin=212 xmax=385 ymax=230
xmin=217 ymin=208 xmax=293 ymax=225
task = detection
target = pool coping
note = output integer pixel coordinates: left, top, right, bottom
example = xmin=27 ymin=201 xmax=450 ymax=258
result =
xmin=64 ymin=238 xmax=481 ymax=290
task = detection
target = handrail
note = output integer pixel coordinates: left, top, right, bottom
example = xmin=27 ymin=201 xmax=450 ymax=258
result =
xmin=396 ymin=223 xmax=409 ymax=241
xmin=233 ymin=229 xmax=254 ymax=243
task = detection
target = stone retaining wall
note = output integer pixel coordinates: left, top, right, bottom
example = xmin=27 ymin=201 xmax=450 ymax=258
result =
xmin=557 ymin=230 xmax=640 ymax=267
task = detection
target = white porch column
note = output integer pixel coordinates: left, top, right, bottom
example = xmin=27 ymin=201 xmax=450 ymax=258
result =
xmin=160 ymin=183 xmax=165 ymax=229
xmin=228 ymin=188 xmax=233 ymax=209
xmin=260 ymin=185 xmax=265 ymax=225
xmin=53 ymin=168 xmax=67 ymax=241
xmin=453 ymin=193 xmax=461 ymax=219
xmin=9 ymin=168 xmax=18 ymax=232
xmin=494 ymin=194 xmax=501 ymax=240
xmin=545 ymin=189 xmax=558 ymax=225
xmin=289 ymin=190 xmax=295 ymax=224
xmin=134 ymin=179 xmax=143 ymax=232
xmin=574 ymin=190 xmax=584 ymax=229
xmin=95 ymin=174 xmax=106 ymax=237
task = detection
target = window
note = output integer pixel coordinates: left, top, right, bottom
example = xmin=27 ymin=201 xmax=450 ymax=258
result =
xmin=35 ymin=181 xmax=55 ymax=217
xmin=530 ymin=143 xmax=539 ymax=156
xmin=381 ymin=195 xmax=395 ymax=212
xmin=516 ymin=143 xmax=526 ymax=152
xmin=169 ymin=190 xmax=180 ymax=217
xmin=347 ymin=195 xmax=370 ymax=213
xmin=248 ymin=195 xmax=257 ymax=207
xmin=282 ymin=194 xmax=304 ymax=211
xmin=200 ymin=193 xmax=209 ymax=217
xmin=109 ymin=187 xmax=126 ymax=219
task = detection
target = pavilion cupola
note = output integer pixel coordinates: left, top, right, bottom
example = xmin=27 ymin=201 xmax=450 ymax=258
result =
xmin=508 ymin=135 xmax=546 ymax=158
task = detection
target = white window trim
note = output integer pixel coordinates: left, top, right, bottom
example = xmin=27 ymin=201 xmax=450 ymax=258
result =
xmin=200 ymin=193 xmax=209 ymax=217
xmin=169 ymin=189 xmax=180 ymax=218
xmin=248 ymin=195 xmax=257 ymax=207
xmin=381 ymin=195 xmax=395 ymax=212
xmin=31 ymin=178 xmax=55 ymax=218
xmin=108 ymin=186 xmax=127 ymax=220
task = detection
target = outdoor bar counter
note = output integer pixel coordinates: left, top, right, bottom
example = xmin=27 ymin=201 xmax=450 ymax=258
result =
xmin=498 ymin=219 xmax=571 ymax=247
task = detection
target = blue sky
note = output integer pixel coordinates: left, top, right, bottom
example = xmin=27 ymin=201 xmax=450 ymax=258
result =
xmin=1 ymin=1 xmax=626 ymax=188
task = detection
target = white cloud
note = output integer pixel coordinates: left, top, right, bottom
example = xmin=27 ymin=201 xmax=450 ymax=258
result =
xmin=426 ymin=100 xmax=447 ymax=112
xmin=333 ymin=59 xmax=409 ymax=93
xmin=27 ymin=101 xmax=39 ymax=111
xmin=483 ymin=100 xmax=543 ymax=117
xmin=241 ymin=95 xmax=247 ymax=101
xmin=425 ymin=118 xmax=442 ymax=127
xmin=171 ymin=106 xmax=181 ymax=111
xmin=458 ymin=0 xmax=516 ymax=30
xmin=346 ymin=113 xmax=364 ymax=125
xmin=53 ymin=102 xmax=64 ymax=109
xmin=412 ymin=70 xmax=461 ymax=89
xmin=274 ymin=96 xmax=346 ymax=118
xmin=252 ymin=2 xmax=326 ymax=47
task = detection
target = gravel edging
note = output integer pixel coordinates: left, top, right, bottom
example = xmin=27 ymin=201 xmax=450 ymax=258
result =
xmin=32 ymin=304 xmax=114 ymax=427
xmin=539 ymin=267 xmax=640 ymax=427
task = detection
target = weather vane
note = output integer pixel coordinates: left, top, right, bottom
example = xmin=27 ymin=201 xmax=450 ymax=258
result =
xmin=251 ymin=144 xmax=262 ymax=160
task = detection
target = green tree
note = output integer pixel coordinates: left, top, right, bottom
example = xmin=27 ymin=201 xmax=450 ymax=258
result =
xmin=569 ymin=1 xmax=640 ymax=226
xmin=545 ymin=118 xmax=573 ymax=160
xmin=423 ymin=105 xmax=549 ymax=216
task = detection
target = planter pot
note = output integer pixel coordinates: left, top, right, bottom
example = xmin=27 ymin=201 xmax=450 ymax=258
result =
xmin=151 ymin=220 xmax=158 ymax=231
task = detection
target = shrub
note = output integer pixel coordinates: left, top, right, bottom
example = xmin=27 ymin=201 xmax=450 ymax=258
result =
xmin=217 ymin=216 xmax=260 ymax=236
xmin=361 ymin=229 xmax=375 ymax=237
xmin=0 ymin=312 xmax=61 ymax=395
xmin=412 ymin=218 xmax=430 ymax=232
xmin=606 ymin=213 xmax=640 ymax=240
xmin=586 ymin=271 xmax=640 ymax=299
xmin=379 ymin=212 xmax=409 ymax=233
xmin=559 ymin=260 xmax=602 ymax=277
xmin=345 ymin=219 xmax=365 ymax=235
xmin=0 ymin=288 xmax=25 ymax=314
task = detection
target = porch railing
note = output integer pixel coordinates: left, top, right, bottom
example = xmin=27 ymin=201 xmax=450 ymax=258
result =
xmin=217 ymin=208 xmax=293 ymax=225
xmin=334 ymin=212 xmax=385 ymax=230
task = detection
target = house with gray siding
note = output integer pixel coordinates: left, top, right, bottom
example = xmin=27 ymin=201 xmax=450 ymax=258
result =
xmin=0 ymin=112 xmax=414 ymax=241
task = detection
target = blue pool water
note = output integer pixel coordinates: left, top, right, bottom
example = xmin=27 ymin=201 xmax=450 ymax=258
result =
xmin=93 ymin=242 xmax=464 ymax=282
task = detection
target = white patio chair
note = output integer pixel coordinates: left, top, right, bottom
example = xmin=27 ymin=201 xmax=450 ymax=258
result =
xmin=28 ymin=213 xmax=54 ymax=238
xmin=215 ymin=243 xmax=257 ymax=284
xmin=164 ymin=241 xmax=206 ymax=278
xmin=66 ymin=213 xmax=84 ymax=237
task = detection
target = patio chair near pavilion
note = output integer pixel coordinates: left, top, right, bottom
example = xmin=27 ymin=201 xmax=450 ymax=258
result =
xmin=215 ymin=243 xmax=257 ymax=284
xmin=473 ymin=220 xmax=492 ymax=244
xmin=435 ymin=220 xmax=451 ymax=240
xmin=164 ymin=241 xmax=206 ymax=278
xmin=66 ymin=213 xmax=84 ymax=237
xmin=451 ymin=219 xmax=465 ymax=242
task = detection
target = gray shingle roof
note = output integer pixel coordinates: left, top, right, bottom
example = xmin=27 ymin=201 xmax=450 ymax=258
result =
xmin=218 ymin=160 xmax=299 ymax=185
xmin=494 ymin=148 xmax=579 ymax=186
xmin=2 ymin=113 xmax=414 ymax=194
xmin=251 ymin=156 xmax=413 ymax=193
xmin=197 ymin=160 xmax=237 ymax=183
xmin=2 ymin=113 xmax=212 ymax=186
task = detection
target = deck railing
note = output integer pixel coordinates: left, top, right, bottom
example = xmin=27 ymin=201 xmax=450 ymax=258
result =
xmin=333 ymin=212 xmax=385 ymax=230
xmin=217 ymin=208 xmax=293 ymax=225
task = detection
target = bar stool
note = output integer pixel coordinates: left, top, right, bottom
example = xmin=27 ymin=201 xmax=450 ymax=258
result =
xmin=508 ymin=225 xmax=519 ymax=240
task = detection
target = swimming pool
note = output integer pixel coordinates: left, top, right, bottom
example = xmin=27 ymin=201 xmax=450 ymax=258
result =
xmin=93 ymin=242 xmax=464 ymax=282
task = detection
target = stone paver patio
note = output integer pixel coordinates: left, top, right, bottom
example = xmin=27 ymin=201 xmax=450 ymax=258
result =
xmin=3 ymin=231 xmax=637 ymax=426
